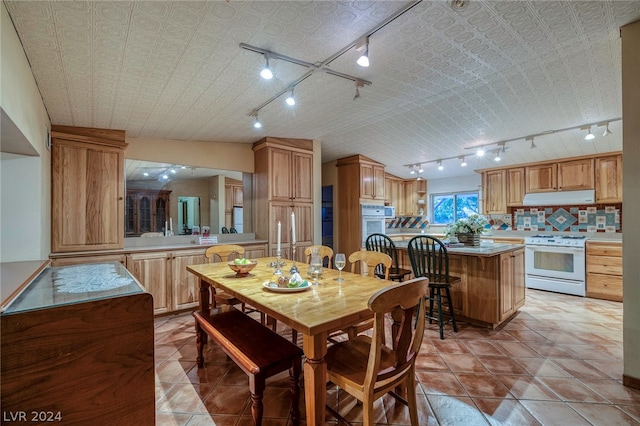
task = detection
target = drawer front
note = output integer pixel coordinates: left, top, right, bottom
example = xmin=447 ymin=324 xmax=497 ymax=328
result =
xmin=586 ymin=242 xmax=622 ymax=257
xmin=587 ymin=255 xmax=622 ymax=275
xmin=587 ymin=273 xmax=623 ymax=301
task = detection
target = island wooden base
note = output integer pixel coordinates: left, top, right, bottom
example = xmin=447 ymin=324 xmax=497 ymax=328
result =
xmin=1 ymin=293 xmax=155 ymax=424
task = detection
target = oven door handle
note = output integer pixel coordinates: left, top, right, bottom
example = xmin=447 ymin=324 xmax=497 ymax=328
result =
xmin=525 ymin=245 xmax=585 ymax=255
xmin=526 ymin=274 xmax=585 ymax=284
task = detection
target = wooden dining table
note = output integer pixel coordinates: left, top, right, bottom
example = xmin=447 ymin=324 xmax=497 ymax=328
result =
xmin=187 ymin=257 xmax=392 ymax=426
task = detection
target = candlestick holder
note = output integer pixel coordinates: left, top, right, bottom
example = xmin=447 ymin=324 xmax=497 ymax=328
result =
xmin=274 ymin=250 xmax=283 ymax=275
xmin=289 ymin=242 xmax=299 ymax=275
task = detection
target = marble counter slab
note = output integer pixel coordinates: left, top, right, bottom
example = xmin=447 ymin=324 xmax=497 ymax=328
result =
xmin=394 ymin=240 xmax=524 ymax=257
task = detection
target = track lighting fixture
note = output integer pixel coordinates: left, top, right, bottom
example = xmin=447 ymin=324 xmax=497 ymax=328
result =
xmin=526 ymin=136 xmax=537 ymax=149
xmin=460 ymin=156 xmax=467 ymax=167
xmin=437 ymin=160 xmax=444 ymax=171
xmin=285 ymin=88 xmax=296 ymax=106
xmin=260 ymin=55 xmax=273 ymax=80
xmin=603 ymin=122 xmax=612 ymax=136
xmin=409 ymin=166 xmax=416 ymax=175
xmin=494 ymin=151 xmax=501 ymax=162
xmin=353 ymin=79 xmax=365 ymax=100
xmin=356 ymin=37 xmax=370 ymax=67
xmin=476 ymin=147 xmax=485 ymax=157
xmin=418 ymin=165 xmax=424 ymax=174
xmin=252 ymin=112 xmax=262 ymax=129
xmin=582 ymin=125 xmax=595 ymax=140
xmin=143 ymin=172 xmax=149 ymax=177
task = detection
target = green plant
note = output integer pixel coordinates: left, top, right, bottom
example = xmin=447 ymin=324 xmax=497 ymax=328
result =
xmin=444 ymin=213 xmax=489 ymax=237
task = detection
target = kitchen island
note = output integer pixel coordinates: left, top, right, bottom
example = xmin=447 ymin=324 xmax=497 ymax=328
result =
xmin=394 ymin=240 xmax=525 ymax=328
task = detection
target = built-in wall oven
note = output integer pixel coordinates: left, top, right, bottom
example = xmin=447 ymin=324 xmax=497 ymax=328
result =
xmin=361 ymin=204 xmax=386 ymax=246
xmin=525 ymin=235 xmax=587 ymax=296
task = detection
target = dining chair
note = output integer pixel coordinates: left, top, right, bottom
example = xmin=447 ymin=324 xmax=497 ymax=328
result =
xmin=204 ymin=245 xmax=256 ymax=316
xmin=365 ymin=233 xmax=412 ymax=282
xmin=328 ymin=250 xmax=392 ymax=342
xmin=406 ymin=235 xmax=460 ymax=339
xmin=229 ymin=227 xmax=238 ymax=233
xmin=325 ymin=277 xmax=428 ymax=426
xmin=304 ymin=245 xmax=334 ymax=269
xmin=221 ymin=227 xmax=229 ymax=234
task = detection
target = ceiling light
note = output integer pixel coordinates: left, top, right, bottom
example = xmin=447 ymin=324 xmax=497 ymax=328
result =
xmin=253 ymin=113 xmax=262 ymax=129
xmin=285 ymin=88 xmax=296 ymax=106
xmin=353 ymin=79 xmax=365 ymax=100
xmin=143 ymin=172 xmax=149 ymax=177
xmin=409 ymin=166 xmax=416 ymax=175
xmin=476 ymin=147 xmax=485 ymax=157
xmin=603 ymin=123 xmax=612 ymax=136
xmin=437 ymin=160 xmax=443 ymax=171
xmin=162 ymin=174 xmax=169 ymax=180
xmin=181 ymin=165 xmax=187 ymax=169
xmin=451 ymin=0 xmax=469 ymax=11
xmin=494 ymin=151 xmax=501 ymax=162
xmin=418 ymin=165 xmax=424 ymax=174
xmin=259 ymin=55 xmax=273 ymax=80
xmin=460 ymin=156 xmax=467 ymax=167
xmin=584 ymin=126 xmax=595 ymax=140
xmin=527 ymin=137 xmax=537 ymax=149
xmin=356 ymin=37 xmax=370 ymax=67
xmin=170 ymin=168 xmax=176 ymax=174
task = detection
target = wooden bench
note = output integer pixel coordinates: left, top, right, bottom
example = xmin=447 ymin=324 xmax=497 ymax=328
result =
xmin=193 ymin=307 xmax=302 ymax=426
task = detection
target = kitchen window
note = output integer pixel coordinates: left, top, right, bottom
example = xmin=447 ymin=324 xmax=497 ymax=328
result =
xmin=431 ymin=191 xmax=479 ymax=225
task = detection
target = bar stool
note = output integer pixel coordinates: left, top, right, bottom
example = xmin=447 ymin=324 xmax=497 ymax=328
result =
xmin=407 ymin=235 xmax=460 ymax=339
xmin=365 ymin=233 xmax=412 ymax=282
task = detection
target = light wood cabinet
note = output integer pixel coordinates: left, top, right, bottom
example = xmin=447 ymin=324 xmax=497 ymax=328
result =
xmin=595 ymin=155 xmax=623 ymax=202
xmin=586 ymin=241 xmax=622 ymax=301
xmin=483 ymin=170 xmax=507 ymax=214
xmin=525 ymin=163 xmax=557 ymax=193
xmin=499 ymin=248 xmax=525 ymax=321
xmin=253 ymin=137 xmax=314 ymax=259
xmin=413 ymin=179 xmax=426 ymax=215
xmin=506 ymin=167 xmax=525 ymax=206
xmin=360 ymin=162 xmax=386 ymax=200
xmin=172 ymin=249 xmax=207 ymax=311
xmin=224 ymin=178 xmax=243 ymax=229
xmin=558 ymin=158 xmax=594 ymax=191
xmin=385 ymin=174 xmax=401 ymax=209
xmin=125 ymin=189 xmax=171 ymax=236
xmin=126 ymin=251 xmax=171 ymax=315
xmin=51 ymin=126 xmax=127 ymax=252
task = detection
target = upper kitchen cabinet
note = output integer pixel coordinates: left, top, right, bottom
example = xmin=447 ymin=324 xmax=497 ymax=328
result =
xmin=337 ymin=155 xmax=386 ymax=201
xmin=254 ymin=137 xmax=314 ymax=202
xmin=384 ymin=174 xmax=401 ymax=207
xmin=51 ymin=126 xmax=127 ymax=252
xmin=558 ymin=158 xmax=594 ymax=191
xmin=253 ymin=137 xmax=314 ymax=258
xmin=525 ymin=163 xmax=557 ymax=193
xmin=125 ymin=190 xmax=171 ymax=237
xmin=483 ymin=170 xmax=507 ymax=214
xmin=506 ymin=167 xmax=525 ymax=206
xmin=595 ymin=154 xmax=623 ymax=203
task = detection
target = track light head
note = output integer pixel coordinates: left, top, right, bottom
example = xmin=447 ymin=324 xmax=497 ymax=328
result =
xmin=476 ymin=147 xmax=485 ymax=157
xmin=494 ymin=151 xmax=501 ymax=162
xmin=356 ymin=37 xmax=370 ymax=67
xmin=526 ymin=137 xmax=537 ymax=149
xmin=285 ymin=88 xmax=295 ymax=106
xmin=582 ymin=125 xmax=595 ymax=140
xmin=460 ymin=156 xmax=467 ymax=167
xmin=252 ymin=112 xmax=262 ymax=129
xmin=437 ymin=160 xmax=443 ymax=171
xmin=603 ymin=123 xmax=612 ymax=136
xmin=418 ymin=165 xmax=424 ymax=174
xmin=260 ymin=55 xmax=273 ymax=80
xmin=409 ymin=166 xmax=416 ymax=175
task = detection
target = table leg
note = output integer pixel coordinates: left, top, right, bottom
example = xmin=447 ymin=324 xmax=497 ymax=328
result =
xmin=302 ymin=332 xmax=327 ymax=426
xmin=199 ymin=278 xmax=210 ymax=317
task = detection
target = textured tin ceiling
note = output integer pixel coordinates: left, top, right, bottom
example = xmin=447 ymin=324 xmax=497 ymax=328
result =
xmin=5 ymin=1 xmax=639 ymax=179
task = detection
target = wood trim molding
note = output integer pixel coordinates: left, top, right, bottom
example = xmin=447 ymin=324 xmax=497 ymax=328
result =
xmin=623 ymin=374 xmax=640 ymax=390
xmin=51 ymin=125 xmax=127 ymax=148
xmin=252 ymin=136 xmax=313 ymax=152
xmin=336 ymin=154 xmax=385 ymax=167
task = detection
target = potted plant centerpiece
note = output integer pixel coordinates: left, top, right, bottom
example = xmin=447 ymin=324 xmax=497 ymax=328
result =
xmin=444 ymin=213 xmax=489 ymax=247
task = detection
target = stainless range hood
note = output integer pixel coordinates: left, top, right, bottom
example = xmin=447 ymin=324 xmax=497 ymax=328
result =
xmin=522 ymin=189 xmax=595 ymax=206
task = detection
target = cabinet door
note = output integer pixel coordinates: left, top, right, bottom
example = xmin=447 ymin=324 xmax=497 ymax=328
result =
xmin=269 ymin=202 xmax=293 ymax=256
xmin=595 ymin=155 xmax=622 ymax=202
xmin=292 ymin=151 xmax=313 ymax=202
xmin=405 ymin=180 xmax=419 ymax=215
xmin=360 ymin=164 xmax=375 ymax=199
xmin=172 ymin=249 xmax=207 ymax=311
xmin=525 ymin=164 xmax=557 ymax=192
xmin=52 ymin=139 xmax=124 ymax=252
xmin=269 ymin=148 xmax=294 ymax=201
xmin=292 ymin=202 xmax=313 ymax=246
xmin=125 ymin=193 xmax=137 ymax=236
xmin=511 ymin=249 xmax=525 ymax=309
xmin=373 ymin=165 xmax=385 ymax=200
xmin=233 ymin=185 xmax=244 ymax=206
xmin=499 ymin=253 xmax=515 ymax=321
xmin=483 ymin=170 xmax=507 ymax=214
xmin=138 ymin=194 xmax=154 ymax=234
xmin=506 ymin=168 xmax=525 ymax=206
xmin=558 ymin=158 xmax=594 ymax=191
xmin=242 ymin=243 xmax=268 ymax=259
xmin=127 ymin=252 xmax=171 ymax=315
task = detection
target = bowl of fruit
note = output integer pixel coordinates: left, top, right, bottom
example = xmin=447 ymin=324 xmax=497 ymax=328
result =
xmin=228 ymin=258 xmax=257 ymax=277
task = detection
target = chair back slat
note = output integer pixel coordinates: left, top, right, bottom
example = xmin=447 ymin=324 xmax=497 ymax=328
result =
xmin=348 ymin=250 xmax=391 ymax=279
xmin=304 ymin=245 xmax=334 ymax=269
xmin=407 ymin=235 xmax=451 ymax=284
xmin=205 ymin=244 xmax=246 ymax=263
xmin=365 ymin=233 xmax=400 ymax=276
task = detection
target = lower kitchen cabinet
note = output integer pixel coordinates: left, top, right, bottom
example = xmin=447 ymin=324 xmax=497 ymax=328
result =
xmin=499 ymin=248 xmax=525 ymax=322
xmin=126 ymin=251 xmax=172 ymax=315
xmin=586 ymin=241 xmax=622 ymax=301
xmin=172 ymin=249 xmax=208 ymax=311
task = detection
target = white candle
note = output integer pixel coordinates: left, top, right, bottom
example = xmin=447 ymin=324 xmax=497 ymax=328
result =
xmin=169 ymin=217 xmax=173 ymax=233
xmin=165 ymin=221 xmax=168 ymax=236
xmin=277 ymin=221 xmax=281 ymax=252
xmin=291 ymin=212 xmax=296 ymax=244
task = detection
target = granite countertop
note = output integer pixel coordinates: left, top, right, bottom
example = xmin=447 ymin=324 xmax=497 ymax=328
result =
xmin=394 ymin=240 xmax=524 ymax=256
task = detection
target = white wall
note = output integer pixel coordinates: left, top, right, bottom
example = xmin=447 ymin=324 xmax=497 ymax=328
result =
xmin=621 ymin=19 xmax=640 ymax=387
xmin=1 ymin=4 xmax=51 ymax=262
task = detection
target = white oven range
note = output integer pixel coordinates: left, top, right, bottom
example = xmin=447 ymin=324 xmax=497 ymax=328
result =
xmin=525 ymin=235 xmax=587 ymax=296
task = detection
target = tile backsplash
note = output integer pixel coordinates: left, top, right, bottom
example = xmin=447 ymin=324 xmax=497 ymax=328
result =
xmin=387 ymin=216 xmax=429 ymax=229
xmin=486 ymin=204 xmax=622 ymax=233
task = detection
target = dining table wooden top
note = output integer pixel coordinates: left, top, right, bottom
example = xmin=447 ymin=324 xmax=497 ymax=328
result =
xmin=187 ymin=256 xmax=394 ymax=426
